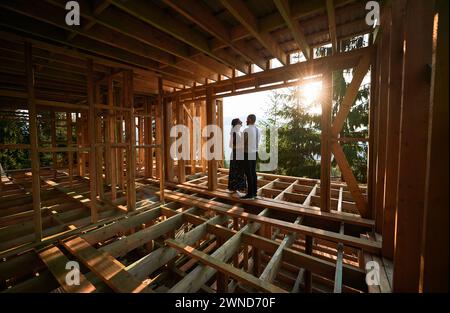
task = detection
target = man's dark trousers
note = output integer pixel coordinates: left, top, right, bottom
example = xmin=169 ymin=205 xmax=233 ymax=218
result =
xmin=244 ymin=152 xmax=258 ymax=197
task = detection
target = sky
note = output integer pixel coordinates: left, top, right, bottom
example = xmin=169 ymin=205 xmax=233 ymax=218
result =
xmin=222 ymin=90 xmax=272 ymax=160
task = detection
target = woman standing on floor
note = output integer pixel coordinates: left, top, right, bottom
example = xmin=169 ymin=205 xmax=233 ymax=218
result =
xmin=227 ymin=118 xmax=247 ymax=196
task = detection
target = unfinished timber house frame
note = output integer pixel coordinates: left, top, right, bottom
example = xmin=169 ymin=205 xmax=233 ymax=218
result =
xmin=0 ymin=0 xmax=448 ymax=293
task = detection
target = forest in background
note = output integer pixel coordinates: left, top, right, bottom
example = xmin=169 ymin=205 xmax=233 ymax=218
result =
xmin=260 ymin=35 xmax=370 ymax=183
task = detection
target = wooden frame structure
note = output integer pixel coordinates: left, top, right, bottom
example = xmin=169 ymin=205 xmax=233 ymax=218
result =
xmin=0 ymin=0 xmax=447 ymax=293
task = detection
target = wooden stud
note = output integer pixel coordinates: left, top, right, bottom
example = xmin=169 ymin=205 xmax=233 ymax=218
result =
xmin=164 ymin=99 xmax=174 ymax=182
xmin=420 ymin=0 xmax=449 ymax=292
xmin=108 ymin=75 xmax=117 ymax=201
xmin=51 ymin=111 xmax=57 ymax=178
xmin=87 ymin=59 xmax=98 ymax=223
xmin=393 ymin=0 xmax=434 ymax=292
xmin=374 ymin=7 xmax=391 ymax=233
xmin=125 ymin=71 xmax=136 ymax=212
xmin=95 ymin=83 xmax=104 ymax=200
xmin=382 ymin=0 xmax=405 ymax=258
xmin=25 ymin=41 xmax=42 ymax=242
xmin=66 ymin=112 xmax=73 ymax=186
xmin=206 ymin=87 xmax=217 ymax=191
xmin=320 ymin=71 xmax=332 ymax=212
xmin=157 ymin=78 xmax=165 ymax=202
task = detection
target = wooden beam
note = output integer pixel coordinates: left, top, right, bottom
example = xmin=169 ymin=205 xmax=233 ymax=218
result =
xmin=382 ymin=0 xmax=404 ymax=258
xmin=66 ymin=112 xmax=74 ymax=186
xmin=24 ymin=41 xmax=42 ymax=242
xmin=176 ymin=97 xmax=186 ymax=183
xmin=210 ymin=222 xmax=367 ymax=291
xmin=163 ymin=100 xmax=174 ymax=182
xmin=169 ymin=209 xmax=270 ymax=292
xmin=171 ymin=47 xmax=371 ymax=102
xmin=374 ymin=7 xmax=391 ymax=233
xmin=331 ymin=142 xmax=368 ymax=217
xmin=108 ymin=75 xmax=117 ymax=201
xmin=321 ymin=71 xmax=332 ymax=212
xmin=163 ymin=0 xmax=266 ymax=70
xmin=109 ymin=0 xmax=247 ymax=73
xmin=87 ymin=59 xmax=98 ymax=223
xmin=162 ymin=191 xmax=381 ymax=253
xmin=39 ymin=245 xmax=96 ymax=293
xmin=206 ymin=87 xmax=217 ymax=191
xmin=51 ymin=111 xmax=57 ymax=176
xmin=326 ymin=0 xmax=338 ymax=54
xmin=166 ymin=239 xmax=287 ymax=293
xmin=393 ymin=0 xmax=434 ymax=292
xmin=125 ymin=71 xmax=136 ymax=211
xmin=61 ymin=236 xmax=153 ymax=293
xmin=126 ymin=214 xmax=228 ymax=280
xmin=274 ymin=0 xmax=311 ymax=60
xmin=157 ymin=78 xmax=165 ymax=202
xmin=94 ymin=83 xmax=104 ymax=200
xmin=169 ymin=181 xmax=374 ymax=228
xmin=99 ymin=210 xmax=188 ymax=257
xmin=331 ymin=52 xmax=371 ymax=137
xmin=221 ymin=0 xmax=287 ymax=65
xmin=420 ymin=0 xmax=448 ymax=292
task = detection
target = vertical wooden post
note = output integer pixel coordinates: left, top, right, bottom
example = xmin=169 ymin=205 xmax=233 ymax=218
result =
xmin=206 ymin=87 xmax=217 ymax=191
xmin=138 ymin=114 xmax=144 ymax=172
xmin=393 ymin=0 xmax=433 ymax=292
xmin=66 ymin=112 xmax=73 ymax=186
xmin=320 ymin=71 xmax=332 ymax=212
xmin=51 ymin=111 xmax=57 ymax=178
xmin=157 ymin=78 xmax=165 ymax=203
xmin=118 ymin=88 xmax=125 ymax=190
xmin=367 ymin=47 xmax=378 ymax=220
xmin=87 ymin=59 xmax=98 ymax=223
xmin=189 ymin=102 xmax=195 ymax=174
xmin=107 ymin=75 xmax=117 ymax=200
xmin=176 ymin=97 xmax=186 ymax=183
xmin=144 ymin=97 xmax=153 ymax=178
xmin=164 ymin=99 xmax=174 ymax=181
xmin=382 ymin=0 xmax=405 ymax=259
xmin=124 ymin=71 xmax=136 ymax=212
xmin=195 ymin=101 xmax=201 ymax=173
xmin=217 ymin=99 xmax=224 ymax=168
xmin=76 ymin=114 xmax=84 ymax=176
xmin=25 ymin=42 xmax=42 ymax=242
xmin=155 ymin=100 xmax=161 ymax=179
xmin=304 ymin=236 xmax=313 ymax=292
xmin=201 ymin=100 xmax=207 ymax=172
xmin=374 ymin=7 xmax=392 ymax=234
xmin=95 ymin=83 xmax=104 ymax=200
xmin=420 ymin=0 xmax=448 ymax=292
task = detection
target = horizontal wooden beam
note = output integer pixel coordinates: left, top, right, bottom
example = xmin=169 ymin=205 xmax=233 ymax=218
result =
xmin=166 ymin=238 xmax=287 ymax=293
xmin=162 ymin=190 xmax=381 ymax=253
xmin=167 ymin=47 xmax=372 ymax=101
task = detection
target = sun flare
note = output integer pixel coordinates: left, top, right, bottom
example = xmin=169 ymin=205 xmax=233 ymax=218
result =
xmin=298 ymin=80 xmax=323 ymax=115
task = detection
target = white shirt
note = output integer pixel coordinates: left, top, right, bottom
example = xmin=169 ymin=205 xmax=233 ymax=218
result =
xmin=243 ymin=125 xmax=260 ymax=154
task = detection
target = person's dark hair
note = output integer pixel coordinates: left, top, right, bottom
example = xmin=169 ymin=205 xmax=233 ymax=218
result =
xmin=247 ymin=114 xmax=256 ymax=123
xmin=231 ymin=118 xmax=242 ymax=127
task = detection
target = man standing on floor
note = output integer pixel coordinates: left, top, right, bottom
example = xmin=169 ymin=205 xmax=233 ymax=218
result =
xmin=242 ymin=114 xmax=260 ymax=200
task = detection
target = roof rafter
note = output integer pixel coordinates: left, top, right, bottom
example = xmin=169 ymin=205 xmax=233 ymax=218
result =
xmin=108 ymin=0 xmax=249 ymax=74
xmin=273 ymin=0 xmax=311 ymax=60
xmin=46 ymin=0 xmax=232 ymax=79
xmin=163 ymin=0 xmax=266 ymax=70
xmin=220 ymin=0 xmax=288 ymax=65
xmin=326 ymin=0 xmax=339 ymax=54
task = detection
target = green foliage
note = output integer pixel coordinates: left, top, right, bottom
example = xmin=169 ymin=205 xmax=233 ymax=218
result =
xmin=264 ymin=35 xmax=370 ymax=182
xmin=0 ymin=111 xmax=69 ymax=170
xmin=261 ymin=89 xmax=321 ymax=178
xmin=0 ymin=114 xmax=31 ymax=170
